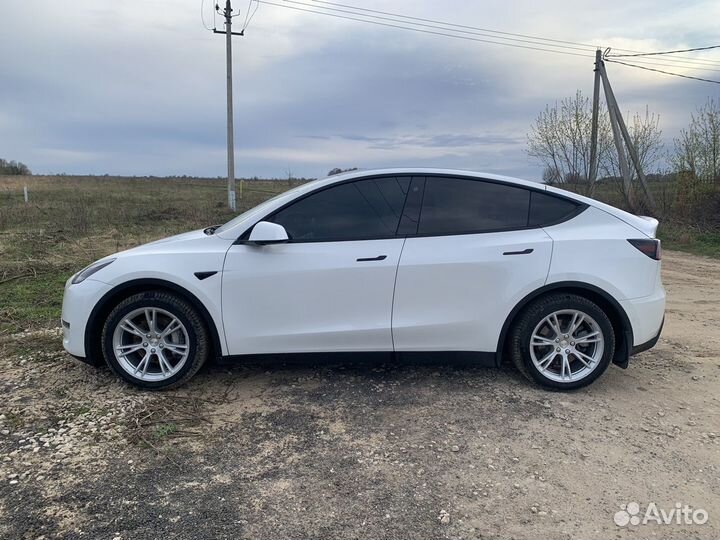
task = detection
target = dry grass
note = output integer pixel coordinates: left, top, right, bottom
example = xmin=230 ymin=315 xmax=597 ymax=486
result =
xmin=0 ymin=175 xmax=294 ymax=333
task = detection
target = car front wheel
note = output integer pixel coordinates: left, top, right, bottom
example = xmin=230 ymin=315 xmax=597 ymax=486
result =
xmin=101 ymin=291 xmax=208 ymax=389
xmin=510 ymin=293 xmax=615 ymax=390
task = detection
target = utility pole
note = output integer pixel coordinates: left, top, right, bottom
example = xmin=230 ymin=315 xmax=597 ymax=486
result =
xmin=214 ymin=0 xmax=245 ymax=211
xmin=598 ymin=58 xmax=656 ymax=211
xmin=601 ymin=65 xmax=656 ymax=210
xmin=588 ymin=49 xmax=602 ymax=191
xmin=599 ymin=59 xmax=634 ymax=207
xmin=224 ymin=0 xmax=236 ymax=210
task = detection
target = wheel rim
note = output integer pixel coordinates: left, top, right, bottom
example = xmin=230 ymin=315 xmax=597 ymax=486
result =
xmin=112 ymin=307 xmax=190 ymax=382
xmin=529 ymin=309 xmax=605 ymax=383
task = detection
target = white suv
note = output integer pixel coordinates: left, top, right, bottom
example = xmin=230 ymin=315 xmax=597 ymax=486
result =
xmin=61 ymin=169 xmax=665 ymax=390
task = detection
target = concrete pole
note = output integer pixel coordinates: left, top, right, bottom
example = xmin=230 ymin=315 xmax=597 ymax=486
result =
xmin=588 ymin=49 xmax=602 ymax=193
xmin=599 ymin=60 xmax=634 ymax=209
xmin=224 ymin=0 xmax=237 ymax=211
xmin=602 ymin=75 xmax=657 ymax=211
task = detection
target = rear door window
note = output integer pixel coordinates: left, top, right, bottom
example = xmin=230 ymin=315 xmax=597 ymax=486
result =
xmin=418 ymin=177 xmax=531 ymax=235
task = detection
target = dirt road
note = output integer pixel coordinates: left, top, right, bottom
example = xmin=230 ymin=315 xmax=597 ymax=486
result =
xmin=1 ymin=250 xmax=718 ymax=539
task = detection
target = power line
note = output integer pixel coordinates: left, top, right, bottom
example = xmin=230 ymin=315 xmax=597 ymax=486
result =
xmin=605 ymin=58 xmax=720 ymax=85
xmin=242 ymin=0 xmax=260 ymax=32
xmin=609 ymin=48 xmax=720 ymax=66
xmin=607 ymin=44 xmax=720 ymax=58
xmin=622 ymin=57 xmax=720 ymax=73
xmin=260 ymin=1 xmax=720 ymax=72
xmin=285 ymin=0 xmax=604 ymax=53
xmin=308 ymin=0 xmax=598 ymax=51
xmin=270 ymin=2 xmax=720 ymax=86
xmin=257 ymin=0 xmax=594 ymax=58
xmin=212 ymin=0 xmax=720 ymax=69
xmin=201 ymin=0 xmax=215 ymax=30
xmin=283 ymin=0 xmax=594 ymax=53
xmin=600 ymin=48 xmax=720 ymax=66
xmin=307 ymin=0 xmax=720 ymax=68
xmin=242 ymin=0 xmax=254 ymax=25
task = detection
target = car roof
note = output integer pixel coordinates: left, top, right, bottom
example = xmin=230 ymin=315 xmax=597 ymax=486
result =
xmin=314 ymin=168 xmax=546 ymax=191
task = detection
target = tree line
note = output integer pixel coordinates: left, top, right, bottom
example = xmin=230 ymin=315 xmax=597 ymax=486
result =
xmin=0 ymin=158 xmax=31 ymax=175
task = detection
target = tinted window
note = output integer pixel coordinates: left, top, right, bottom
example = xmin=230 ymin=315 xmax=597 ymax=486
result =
xmin=270 ymin=177 xmax=410 ymax=241
xmin=529 ymin=191 xmax=580 ymax=226
xmin=418 ymin=177 xmax=530 ymax=235
xmin=397 ymin=176 xmax=425 ymax=235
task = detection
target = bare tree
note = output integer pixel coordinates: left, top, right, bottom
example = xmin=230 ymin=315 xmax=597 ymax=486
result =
xmin=672 ymin=98 xmax=720 ymax=184
xmin=604 ymin=107 xmax=664 ymax=206
xmin=527 ymin=90 xmax=613 ymax=195
xmin=528 ymin=91 xmax=665 ymax=212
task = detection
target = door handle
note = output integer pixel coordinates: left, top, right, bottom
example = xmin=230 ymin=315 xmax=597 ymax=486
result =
xmin=356 ymin=255 xmax=387 ymax=262
xmin=503 ymin=248 xmax=534 ymax=256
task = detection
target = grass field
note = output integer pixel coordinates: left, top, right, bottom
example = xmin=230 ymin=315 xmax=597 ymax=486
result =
xmin=0 ymin=174 xmax=718 ymax=334
xmin=0 ymin=175 xmax=293 ymax=334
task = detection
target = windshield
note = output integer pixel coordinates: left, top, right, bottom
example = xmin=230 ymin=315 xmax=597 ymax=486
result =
xmin=213 ymin=181 xmax=317 ymax=236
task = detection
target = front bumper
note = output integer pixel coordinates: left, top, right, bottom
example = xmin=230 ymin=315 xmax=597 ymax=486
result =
xmin=61 ymin=277 xmax=112 ymax=360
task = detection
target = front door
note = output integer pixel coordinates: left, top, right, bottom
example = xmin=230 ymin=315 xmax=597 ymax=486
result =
xmin=222 ymin=176 xmax=410 ymax=355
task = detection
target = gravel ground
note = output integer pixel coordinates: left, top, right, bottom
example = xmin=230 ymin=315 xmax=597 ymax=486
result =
xmin=1 ymin=250 xmax=718 ymax=540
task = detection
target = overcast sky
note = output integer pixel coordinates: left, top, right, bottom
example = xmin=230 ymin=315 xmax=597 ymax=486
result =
xmin=1 ymin=0 xmax=719 ymax=180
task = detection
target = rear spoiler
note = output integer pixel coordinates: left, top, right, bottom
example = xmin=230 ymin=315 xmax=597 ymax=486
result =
xmin=629 ymin=215 xmax=659 ymax=238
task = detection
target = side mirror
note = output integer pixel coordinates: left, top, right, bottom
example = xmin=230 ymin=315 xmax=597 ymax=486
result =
xmin=248 ymin=221 xmax=289 ymax=245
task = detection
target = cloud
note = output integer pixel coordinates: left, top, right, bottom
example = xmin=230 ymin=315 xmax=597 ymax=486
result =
xmin=1 ymin=0 xmax=719 ymax=179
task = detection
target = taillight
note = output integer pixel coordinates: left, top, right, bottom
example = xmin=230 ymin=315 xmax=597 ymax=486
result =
xmin=628 ymin=238 xmax=662 ymax=260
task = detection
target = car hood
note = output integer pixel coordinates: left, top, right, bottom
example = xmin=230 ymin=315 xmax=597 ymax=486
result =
xmin=114 ymin=228 xmax=215 ymax=257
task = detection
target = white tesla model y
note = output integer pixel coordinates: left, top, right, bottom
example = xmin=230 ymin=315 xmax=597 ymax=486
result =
xmin=61 ymin=169 xmax=665 ymax=390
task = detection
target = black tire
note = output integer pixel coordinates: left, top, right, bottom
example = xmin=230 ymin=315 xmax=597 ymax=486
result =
xmin=509 ymin=293 xmax=615 ymax=390
xmin=101 ymin=291 xmax=209 ymax=390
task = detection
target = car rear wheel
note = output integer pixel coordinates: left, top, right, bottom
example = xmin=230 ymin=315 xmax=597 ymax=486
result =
xmin=510 ymin=293 xmax=615 ymax=390
xmin=101 ymin=291 xmax=208 ymax=389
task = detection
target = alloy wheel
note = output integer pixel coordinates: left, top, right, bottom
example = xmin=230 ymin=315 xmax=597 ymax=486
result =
xmin=529 ymin=309 xmax=605 ymax=383
xmin=112 ymin=307 xmax=190 ymax=381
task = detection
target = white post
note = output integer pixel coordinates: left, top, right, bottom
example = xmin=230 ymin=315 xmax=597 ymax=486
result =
xmin=224 ymin=0 xmax=237 ymax=211
xmin=23 ymin=185 xmax=28 ymax=203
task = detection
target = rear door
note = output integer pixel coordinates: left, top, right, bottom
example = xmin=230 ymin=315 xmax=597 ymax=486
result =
xmin=392 ymin=176 xmax=554 ymax=353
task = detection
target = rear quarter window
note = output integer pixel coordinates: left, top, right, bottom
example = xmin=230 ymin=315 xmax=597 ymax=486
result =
xmin=529 ymin=191 xmax=582 ymax=227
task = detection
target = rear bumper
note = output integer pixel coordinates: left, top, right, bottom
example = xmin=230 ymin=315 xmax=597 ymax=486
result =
xmin=631 ymin=316 xmax=664 ymax=356
xmin=611 ymin=286 xmax=665 ymax=368
xmin=620 ymin=286 xmax=666 ymax=347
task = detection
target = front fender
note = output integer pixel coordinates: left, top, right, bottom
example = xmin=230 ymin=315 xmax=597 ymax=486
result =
xmin=83 ymin=274 xmax=227 ymax=366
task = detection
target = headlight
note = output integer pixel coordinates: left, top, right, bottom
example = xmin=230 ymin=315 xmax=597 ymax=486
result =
xmin=71 ymin=258 xmax=116 ymax=284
